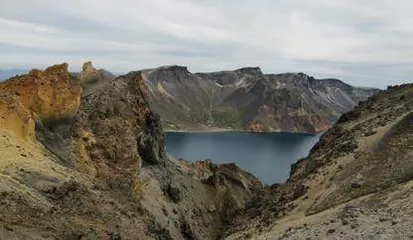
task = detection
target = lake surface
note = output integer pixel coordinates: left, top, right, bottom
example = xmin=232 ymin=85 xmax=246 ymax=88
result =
xmin=165 ymin=132 xmax=321 ymax=184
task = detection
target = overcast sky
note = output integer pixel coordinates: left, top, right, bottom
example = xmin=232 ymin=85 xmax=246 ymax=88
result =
xmin=1 ymin=0 xmax=413 ymax=88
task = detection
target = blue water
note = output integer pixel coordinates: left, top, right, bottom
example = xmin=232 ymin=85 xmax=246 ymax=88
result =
xmin=165 ymin=132 xmax=321 ymax=184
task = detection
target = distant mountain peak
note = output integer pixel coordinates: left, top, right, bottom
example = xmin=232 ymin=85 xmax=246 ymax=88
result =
xmin=234 ymin=66 xmax=262 ymax=74
xmin=0 ymin=69 xmax=30 ymax=81
xmin=149 ymin=65 xmax=189 ymax=73
xmin=143 ymin=65 xmax=191 ymax=85
xmin=273 ymin=72 xmax=310 ymax=77
xmin=144 ymin=65 xmax=379 ymax=133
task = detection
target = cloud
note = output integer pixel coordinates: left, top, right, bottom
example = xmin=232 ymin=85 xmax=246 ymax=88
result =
xmin=0 ymin=0 xmax=412 ymax=88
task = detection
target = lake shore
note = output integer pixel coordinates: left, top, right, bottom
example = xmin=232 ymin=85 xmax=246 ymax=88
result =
xmin=164 ymin=128 xmax=321 ymax=135
xmin=164 ymin=128 xmax=240 ymax=133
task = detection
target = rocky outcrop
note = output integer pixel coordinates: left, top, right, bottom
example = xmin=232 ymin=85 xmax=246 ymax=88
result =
xmin=142 ymin=66 xmax=379 ymax=134
xmin=227 ymin=83 xmax=413 ymax=239
xmin=0 ymin=63 xmax=262 ymax=239
xmin=65 ymin=70 xmax=165 ymax=179
xmin=0 ymin=63 xmax=81 ymax=140
xmin=77 ymin=61 xmax=116 ymax=96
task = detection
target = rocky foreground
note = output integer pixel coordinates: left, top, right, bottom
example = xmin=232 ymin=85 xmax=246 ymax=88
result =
xmin=0 ymin=63 xmax=412 ymax=239
xmin=0 ymin=63 xmax=262 ymax=239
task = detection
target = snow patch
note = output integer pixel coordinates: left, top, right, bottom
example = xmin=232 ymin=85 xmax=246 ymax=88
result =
xmin=215 ymin=82 xmax=223 ymax=88
xmin=235 ymin=78 xmax=245 ymax=87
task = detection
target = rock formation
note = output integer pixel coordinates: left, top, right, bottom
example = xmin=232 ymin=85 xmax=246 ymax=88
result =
xmin=77 ymin=61 xmax=116 ymax=96
xmin=0 ymin=63 xmax=262 ymax=239
xmin=0 ymin=63 xmax=81 ymax=140
xmin=142 ymin=66 xmax=379 ymax=133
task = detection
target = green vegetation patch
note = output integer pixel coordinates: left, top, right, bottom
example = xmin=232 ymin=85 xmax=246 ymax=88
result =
xmin=211 ymin=106 xmax=243 ymax=129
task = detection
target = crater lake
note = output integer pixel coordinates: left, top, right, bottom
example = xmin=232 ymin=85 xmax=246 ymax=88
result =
xmin=165 ymin=132 xmax=322 ymax=184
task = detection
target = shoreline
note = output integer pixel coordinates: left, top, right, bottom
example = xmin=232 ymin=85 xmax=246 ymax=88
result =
xmin=164 ymin=128 xmax=323 ymax=135
xmin=164 ymin=128 xmax=239 ymax=133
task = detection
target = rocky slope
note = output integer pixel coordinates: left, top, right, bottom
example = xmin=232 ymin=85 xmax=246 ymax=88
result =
xmin=226 ymin=83 xmax=413 ymax=239
xmin=142 ymin=66 xmax=378 ymax=133
xmin=0 ymin=63 xmax=262 ymax=239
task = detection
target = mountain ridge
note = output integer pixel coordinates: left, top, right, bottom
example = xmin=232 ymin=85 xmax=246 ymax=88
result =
xmin=142 ymin=65 xmax=379 ymax=134
xmin=0 ymin=69 xmax=29 ymax=81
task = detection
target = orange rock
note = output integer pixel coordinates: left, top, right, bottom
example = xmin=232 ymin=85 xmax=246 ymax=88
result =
xmin=0 ymin=63 xmax=82 ymax=140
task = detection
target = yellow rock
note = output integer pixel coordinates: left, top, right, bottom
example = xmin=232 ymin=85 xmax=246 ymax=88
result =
xmin=0 ymin=63 xmax=82 ymax=140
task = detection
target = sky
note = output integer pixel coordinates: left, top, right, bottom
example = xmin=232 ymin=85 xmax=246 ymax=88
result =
xmin=1 ymin=0 xmax=413 ymax=88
